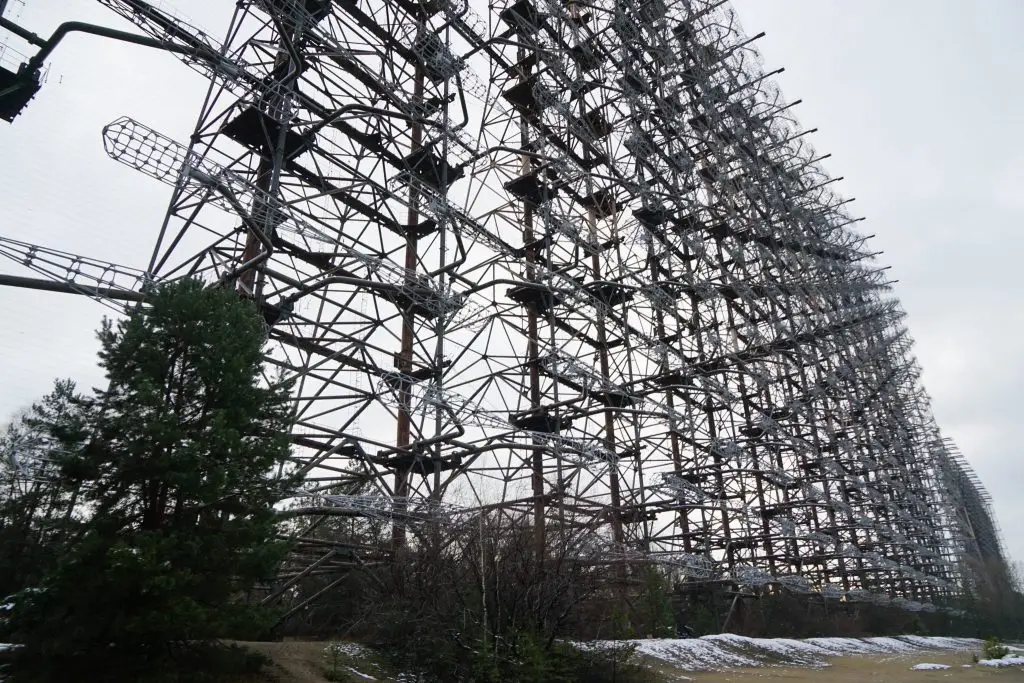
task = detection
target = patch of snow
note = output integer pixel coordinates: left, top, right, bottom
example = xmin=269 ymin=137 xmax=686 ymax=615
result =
xmin=806 ymin=637 xmax=877 ymax=654
xmin=910 ymin=663 xmax=950 ymax=670
xmin=631 ymin=637 xmax=758 ymax=669
xmin=324 ymin=641 xmax=372 ymax=658
xmin=0 ymin=643 xmax=19 ymax=652
xmin=345 ymin=665 xmax=376 ymax=680
xmin=978 ymin=656 xmax=1024 ymax=667
xmin=578 ymin=636 xmax=983 ymax=671
xmin=704 ymin=634 xmax=831 ymax=665
xmin=898 ymin=635 xmax=976 ymax=650
xmin=863 ymin=636 xmax=918 ymax=653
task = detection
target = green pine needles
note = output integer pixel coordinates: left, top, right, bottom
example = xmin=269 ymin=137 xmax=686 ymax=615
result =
xmin=2 ymin=279 xmax=296 ymax=682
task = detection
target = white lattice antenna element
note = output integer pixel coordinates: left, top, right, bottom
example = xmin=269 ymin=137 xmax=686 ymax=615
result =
xmin=317 ymin=493 xmax=471 ymax=527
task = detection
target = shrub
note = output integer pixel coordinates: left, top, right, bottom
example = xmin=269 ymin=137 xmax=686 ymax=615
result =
xmin=323 ymin=643 xmax=352 ymax=682
xmin=982 ymin=636 xmax=1009 ymax=660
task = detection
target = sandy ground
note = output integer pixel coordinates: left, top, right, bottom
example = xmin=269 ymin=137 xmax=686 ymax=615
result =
xmin=241 ymin=641 xmax=341 ymax=683
xmin=238 ymin=641 xmax=1024 ymax=683
xmin=681 ymin=652 xmax=1024 ymax=682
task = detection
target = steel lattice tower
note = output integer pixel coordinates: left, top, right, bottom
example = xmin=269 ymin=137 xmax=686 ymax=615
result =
xmin=0 ymin=0 xmax=1011 ymax=613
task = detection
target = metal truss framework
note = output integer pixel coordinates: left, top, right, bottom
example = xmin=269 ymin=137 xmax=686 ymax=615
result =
xmin=0 ymin=0 xmax=1010 ymax=611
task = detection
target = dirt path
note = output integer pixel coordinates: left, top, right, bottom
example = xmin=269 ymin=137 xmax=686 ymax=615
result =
xmin=241 ymin=641 xmax=339 ymax=683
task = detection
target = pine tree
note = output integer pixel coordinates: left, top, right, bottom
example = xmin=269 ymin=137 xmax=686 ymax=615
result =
xmin=5 ymin=279 xmax=296 ymax=681
xmin=0 ymin=379 xmax=87 ymax=598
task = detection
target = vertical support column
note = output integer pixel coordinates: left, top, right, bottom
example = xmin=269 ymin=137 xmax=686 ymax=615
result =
xmin=588 ymin=221 xmax=623 ymax=548
xmin=647 ymin=229 xmax=692 ymax=554
xmin=513 ymin=47 xmax=546 ymax=563
xmin=238 ymin=33 xmax=298 ymax=299
xmin=393 ymin=58 xmax=426 ymax=548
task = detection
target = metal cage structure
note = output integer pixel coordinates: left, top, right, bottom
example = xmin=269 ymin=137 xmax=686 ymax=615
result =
xmin=0 ymin=0 xmax=1010 ymax=609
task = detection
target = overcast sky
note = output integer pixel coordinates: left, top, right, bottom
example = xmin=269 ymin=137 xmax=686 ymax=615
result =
xmin=1 ymin=1 xmax=1021 ymax=565
xmin=729 ymin=0 xmax=1024 ymax=566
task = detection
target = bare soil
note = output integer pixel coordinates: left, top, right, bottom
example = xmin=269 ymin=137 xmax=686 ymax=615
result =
xmin=237 ymin=641 xmax=1024 ymax=683
xmin=682 ymin=652 xmax=1024 ymax=682
xmin=239 ymin=641 xmax=341 ymax=683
